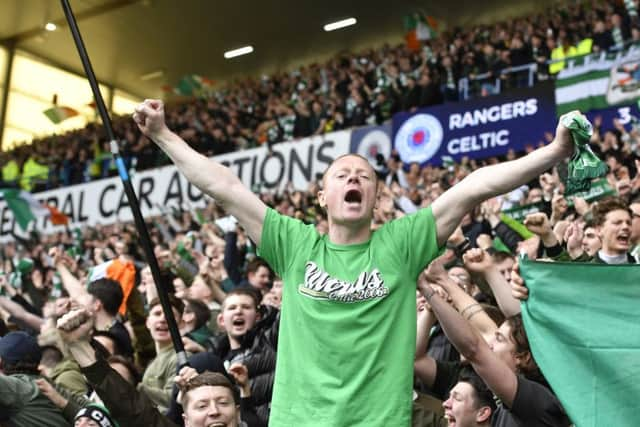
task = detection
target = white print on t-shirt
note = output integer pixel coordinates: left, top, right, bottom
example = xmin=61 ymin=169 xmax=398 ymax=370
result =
xmin=298 ymin=261 xmax=389 ymax=303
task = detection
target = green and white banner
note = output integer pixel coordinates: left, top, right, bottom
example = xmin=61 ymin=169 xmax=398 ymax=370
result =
xmin=555 ymin=45 xmax=640 ymax=115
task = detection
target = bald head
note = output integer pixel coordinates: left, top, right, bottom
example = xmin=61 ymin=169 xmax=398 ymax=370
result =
xmin=322 ymin=154 xmax=378 ymax=189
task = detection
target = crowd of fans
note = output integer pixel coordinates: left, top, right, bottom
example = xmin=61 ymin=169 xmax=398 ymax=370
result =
xmin=1 ymin=105 xmax=639 ymax=425
xmin=1 ymin=1 xmax=640 ymax=426
xmin=2 ymin=0 xmax=640 ymax=192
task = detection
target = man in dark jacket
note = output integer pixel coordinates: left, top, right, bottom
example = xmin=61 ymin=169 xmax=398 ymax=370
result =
xmin=207 ymin=288 xmax=279 ymax=424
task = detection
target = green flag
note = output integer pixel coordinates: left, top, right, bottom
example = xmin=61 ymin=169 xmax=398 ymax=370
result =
xmin=0 ymin=188 xmax=50 ymax=230
xmin=519 ymin=258 xmax=640 ymax=426
xmin=501 ymin=202 xmax=544 ymax=222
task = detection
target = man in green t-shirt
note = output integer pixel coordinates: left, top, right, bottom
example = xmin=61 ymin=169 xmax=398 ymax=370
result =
xmin=133 ymin=100 xmax=577 ymax=426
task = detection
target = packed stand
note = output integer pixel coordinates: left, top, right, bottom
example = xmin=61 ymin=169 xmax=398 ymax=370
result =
xmin=0 ymin=102 xmax=638 ymax=425
xmin=2 ymin=0 xmax=640 ymax=192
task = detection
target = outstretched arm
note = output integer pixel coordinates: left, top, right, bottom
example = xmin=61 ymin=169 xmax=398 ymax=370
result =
xmin=0 ymin=296 xmax=44 ymax=331
xmin=57 ymin=309 xmax=174 ymax=427
xmin=134 ymin=100 xmax=267 ymax=246
xmin=419 ymin=284 xmax=519 ymax=408
xmin=431 ymin=112 xmax=577 ymax=246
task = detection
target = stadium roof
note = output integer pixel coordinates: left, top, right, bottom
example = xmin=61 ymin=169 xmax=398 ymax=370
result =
xmin=0 ymin=0 xmax=555 ymax=99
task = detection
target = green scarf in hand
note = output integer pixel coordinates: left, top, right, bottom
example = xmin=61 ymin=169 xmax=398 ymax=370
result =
xmin=562 ymin=112 xmax=608 ymax=193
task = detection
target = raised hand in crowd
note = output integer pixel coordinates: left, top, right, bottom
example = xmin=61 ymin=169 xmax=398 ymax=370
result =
xmin=182 ymin=335 xmax=206 ymax=354
xmin=424 ymin=255 xmax=498 ymax=338
xmin=564 ymin=222 xmax=585 ymax=260
xmin=572 ymin=196 xmax=590 ymax=217
xmin=228 ymin=363 xmax=251 ymax=397
xmin=174 ymin=365 xmax=199 ymax=405
xmin=463 ymin=248 xmax=521 ymax=318
xmin=510 ymin=262 xmax=529 ymax=301
xmin=550 ymin=192 xmax=569 ymax=226
xmin=539 ymin=171 xmax=563 ymax=201
xmin=34 ymin=378 xmax=69 ymax=410
xmin=481 ymin=197 xmax=503 ymax=227
xmin=524 ymin=212 xmax=558 ymax=248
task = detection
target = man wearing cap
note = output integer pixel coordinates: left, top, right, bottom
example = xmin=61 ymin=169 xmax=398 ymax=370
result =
xmin=74 ymin=403 xmax=118 ymax=427
xmin=0 ymin=331 xmax=70 ymax=427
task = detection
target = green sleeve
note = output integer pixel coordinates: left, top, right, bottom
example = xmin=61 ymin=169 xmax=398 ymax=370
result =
xmin=258 ymin=208 xmax=316 ymax=277
xmin=137 ymin=355 xmax=176 ymax=412
xmin=53 ymin=369 xmax=88 ymax=396
xmin=551 ymin=248 xmax=592 ymax=262
xmin=0 ymin=374 xmax=31 ymax=408
xmin=57 ymin=382 xmax=90 ymax=421
xmin=127 ymin=287 xmax=156 ymax=368
xmin=378 ymin=207 xmax=444 ymax=277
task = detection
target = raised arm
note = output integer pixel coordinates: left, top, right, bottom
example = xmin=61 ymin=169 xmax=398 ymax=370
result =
xmin=134 ymin=100 xmax=267 ymax=246
xmin=423 ymin=256 xmax=497 ymax=338
xmin=419 ymin=284 xmax=519 ymax=408
xmin=52 ymin=249 xmax=88 ymax=300
xmin=463 ymin=249 xmax=521 ymax=318
xmin=0 ymin=296 xmax=44 ymax=331
xmin=431 ymin=113 xmax=577 ymax=246
xmin=57 ymin=309 xmax=175 ymax=427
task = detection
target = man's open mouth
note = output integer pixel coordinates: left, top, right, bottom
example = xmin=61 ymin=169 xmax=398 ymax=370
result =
xmin=344 ymin=189 xmax=362 ymax=203
xmin=617 ymin=233 xmax=630 ymax=245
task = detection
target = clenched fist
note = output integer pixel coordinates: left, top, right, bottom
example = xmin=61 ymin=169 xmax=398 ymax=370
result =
xmin=133 ymin=99 xmax=169 ymax=140
xmin=57 ymin=308 xmax=94 ymax=343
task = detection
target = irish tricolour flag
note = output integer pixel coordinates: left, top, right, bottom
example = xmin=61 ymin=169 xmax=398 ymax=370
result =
xmin=43 ymin=106 xmax=79 ymax=124
xmin=0 ymin=189 xmax=68 ymax=230
xmin=88 ymin=258 xmax=136 ymax=315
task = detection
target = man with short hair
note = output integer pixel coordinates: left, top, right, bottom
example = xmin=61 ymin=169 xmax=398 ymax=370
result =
xmin=85 ymin=278 xmax=134 ymax=358
xmin=179 ymin=371 xmax=240 ymax=427
xmin=442 ymin=371 xmax=495 ymax=427
xmin=140 ymin=296 xmax=184 ymax=413
xmin=0 ymin=331 xmax=69 ymax=427
xmin=589 ymin=197 xmax=635 ymax=263
xmin=207 ymin=288 xmax=278 ymax=423
xmin=240 ymin=258 xmax=272 ymax=294
xmin=133 ymin=99 xmax=577 ymax=426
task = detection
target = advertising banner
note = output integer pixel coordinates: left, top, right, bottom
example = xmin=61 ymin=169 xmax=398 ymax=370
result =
xmin=392 ymin=82 xmax=557 ymax=167
xmin=349 ymin=123 xmax=393 ymax=168
xmin=0 ymin=131 xmax=351 ymax=240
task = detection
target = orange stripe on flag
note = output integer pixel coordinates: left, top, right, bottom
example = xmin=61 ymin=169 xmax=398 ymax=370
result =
xmin=47 ymin=206 xmax=69 ymax=226
xmin=106 ymin=258 xmax=136 ymax=316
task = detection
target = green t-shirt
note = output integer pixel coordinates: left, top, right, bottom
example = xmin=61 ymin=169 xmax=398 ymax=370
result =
xmin=258 ymin=207 xmax=442 ymax=426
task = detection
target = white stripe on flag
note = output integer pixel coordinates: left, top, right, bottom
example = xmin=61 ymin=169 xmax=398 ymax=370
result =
xmin=554 ymin=77 xmax=610 ymax=104
xmin=18 ymin=190 xmax=50 ymax=217
xmin=89 ymin=260 xmax=112 ymax=282
xmin=556 ymin=60 xmax=614 ymax=79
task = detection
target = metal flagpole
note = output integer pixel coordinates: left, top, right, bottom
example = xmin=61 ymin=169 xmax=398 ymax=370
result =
xmin=59 ymin=0 xmax=188 ymax=368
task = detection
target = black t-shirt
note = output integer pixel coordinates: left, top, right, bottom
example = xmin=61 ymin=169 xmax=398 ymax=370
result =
xmin=491 ymin=375 xmax=571 ymax=427
xmin=108 ymin=320 xmax=134 ymax=358
xmin=433 ymin=362 xmax=571 ymax=426
xmin=427 ymin=325 xmax=460 ymax=364
xmin=432 ymin=360 xmax=464 ymax=400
